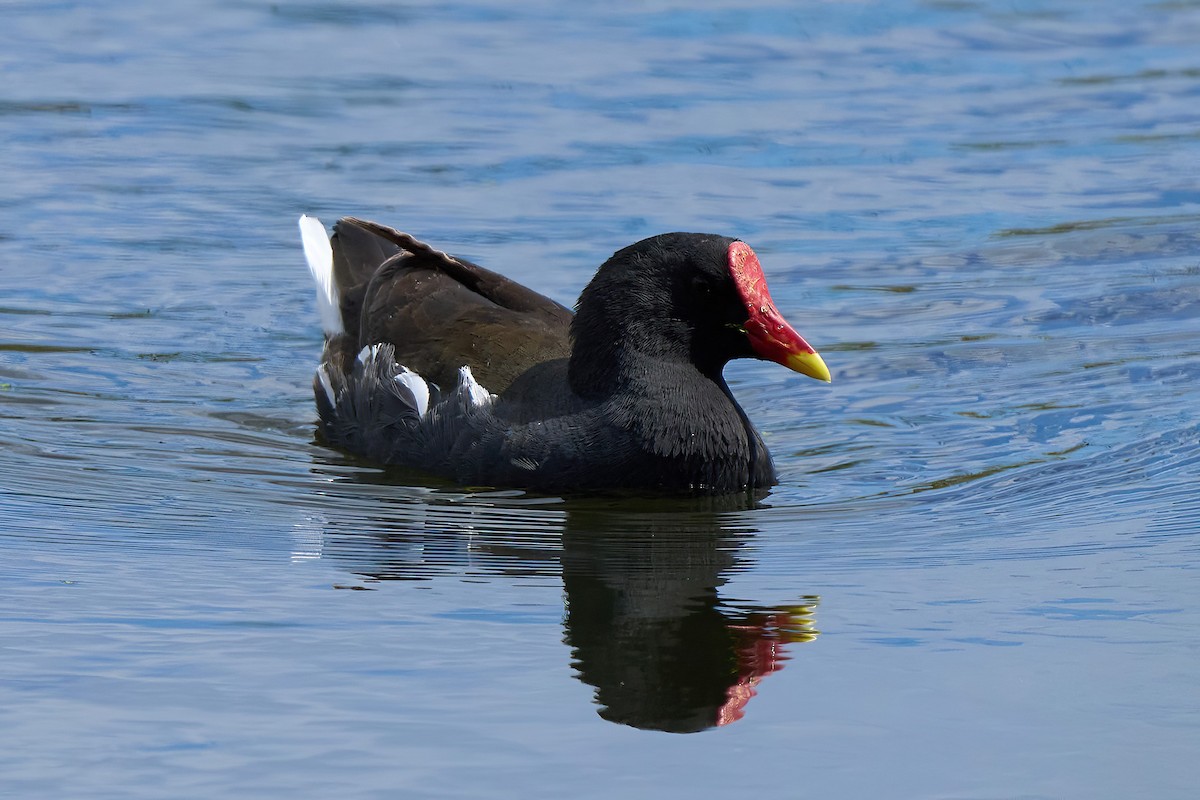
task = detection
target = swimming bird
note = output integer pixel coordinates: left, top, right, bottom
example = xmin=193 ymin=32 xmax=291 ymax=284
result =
xmin=299 ymin=216 xmax=829 ymax=494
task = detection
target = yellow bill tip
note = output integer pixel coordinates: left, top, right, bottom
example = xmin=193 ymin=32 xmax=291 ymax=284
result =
xmin=785 ymin=350 xmax=832 ymax=383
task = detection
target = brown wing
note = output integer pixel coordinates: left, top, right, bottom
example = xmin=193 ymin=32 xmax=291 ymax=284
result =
xmin=329 ymin=218 xmax=573 ymax=394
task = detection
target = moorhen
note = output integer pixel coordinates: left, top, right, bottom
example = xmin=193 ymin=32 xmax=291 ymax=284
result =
xmin=299 ymin=216 xmax=830 ymax=494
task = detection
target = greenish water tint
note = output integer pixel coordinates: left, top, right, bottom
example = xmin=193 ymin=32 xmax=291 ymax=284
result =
xmin=2 ymin=1 xmax=1198 ymax=798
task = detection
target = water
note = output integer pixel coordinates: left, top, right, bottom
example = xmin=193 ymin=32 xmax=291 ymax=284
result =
xmin=2 ymin=0 xmax=1198 ymax=797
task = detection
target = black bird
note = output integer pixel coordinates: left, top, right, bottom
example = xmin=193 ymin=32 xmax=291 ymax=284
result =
xmin=299 ymin=216 xmax=829 ymax=494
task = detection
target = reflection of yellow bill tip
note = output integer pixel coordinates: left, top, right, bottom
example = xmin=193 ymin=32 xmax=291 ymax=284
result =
xmin=786 ymin=350 xmax=831 ymax=383
xmin=783 ymin=603 xmax=820 ymax=616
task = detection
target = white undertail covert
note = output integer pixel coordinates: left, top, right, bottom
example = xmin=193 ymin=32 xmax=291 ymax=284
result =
xmin=299 ymin=215 xmax=342 ymax=337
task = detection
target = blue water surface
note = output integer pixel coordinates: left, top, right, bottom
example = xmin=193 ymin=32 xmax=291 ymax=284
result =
xmin=2 ymin=1 xmax=1198 ymax=798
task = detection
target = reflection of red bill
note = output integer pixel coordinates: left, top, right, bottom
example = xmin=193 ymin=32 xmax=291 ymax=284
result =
xmin=717 ymin=679 xmax=762 ymax=727
xmin=716 ymin=633 xmax=786 ymax=726
xmin=716 ymin=607 xmax=820 ymax=726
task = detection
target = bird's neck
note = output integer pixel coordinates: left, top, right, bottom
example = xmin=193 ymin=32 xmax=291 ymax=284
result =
xmin=568 ymin=319 xmax=717 ymax=398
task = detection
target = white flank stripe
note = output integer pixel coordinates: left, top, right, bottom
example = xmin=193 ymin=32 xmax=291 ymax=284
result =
xmin=395 ymin=367 xmax=430 ymax=418
xmin=299 ymin=215 xmax=342 ymax=336
xmin=457 ymin=366 xmax=494 ymax=409
xmin=316 ymin=364 xmax=336 ymax=407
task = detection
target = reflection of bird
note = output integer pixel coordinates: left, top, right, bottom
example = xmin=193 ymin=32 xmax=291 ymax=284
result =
xmin=299 ymin=216 xmax=829 ymax=494
xmin=560 ymin=509 xmax=819 ymax=733
xmin=292 ymin=476 xmax=820 ymax=732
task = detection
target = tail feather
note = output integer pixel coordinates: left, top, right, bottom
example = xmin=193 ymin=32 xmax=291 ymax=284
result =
xmin=299 ymin=215 xmax=343 ymax=337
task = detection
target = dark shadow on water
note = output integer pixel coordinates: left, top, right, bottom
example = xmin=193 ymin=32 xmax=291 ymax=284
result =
xmin=301 ymin=458 xmax=819 ymax=733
